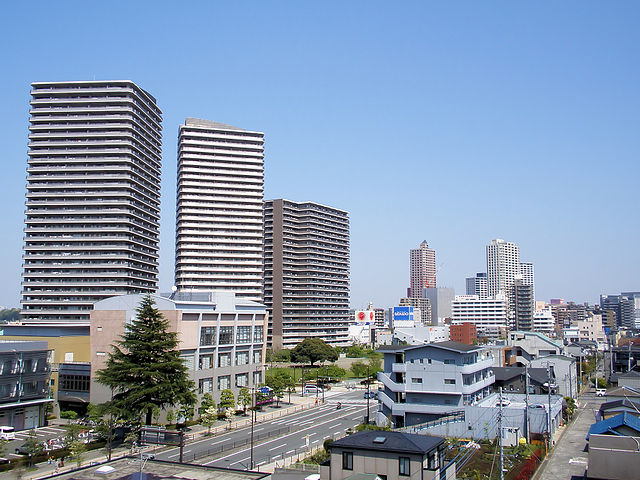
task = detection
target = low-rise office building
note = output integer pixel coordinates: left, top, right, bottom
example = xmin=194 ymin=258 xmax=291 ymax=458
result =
xmin=90 ymin=292 xmax=268 ymax=406
xmin=451 ymin=294 xmax=507 ymax=339
xmin=0 ymin=341 xmax=52 ymax=430
xmin=377 ymin=341 xmax=494 ymax=428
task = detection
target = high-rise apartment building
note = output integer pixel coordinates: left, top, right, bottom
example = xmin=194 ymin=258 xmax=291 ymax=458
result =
xmin=519 ymin=262 xmax=535 ymax=300
xmin=264 ymin=199 xmax=350 ymax=350
xmin=409 ymin=241 xmax=436 ymax=297
xmin=174 ymin=118 xmax=264 ymax=301
xmin=465 ymin=273 xmax=488 ymax=299
xmin=21 ymin=81 xmax=162 ymax=325
xmin=486 ymin=239 xmax=520 ymax=298
xmin=513 ymin=277 xmax=534 ymax=331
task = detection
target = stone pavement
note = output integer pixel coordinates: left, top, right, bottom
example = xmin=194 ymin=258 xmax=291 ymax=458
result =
xmin=535 ymin=393 xmax=602 ymax=480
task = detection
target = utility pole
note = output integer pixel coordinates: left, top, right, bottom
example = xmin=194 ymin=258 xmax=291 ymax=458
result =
xmin=366 ymin=364 xmax=370 ymax=424
xmin=499 ymin=387 xmax=504 ymax=480
xmin=547 ymin=364 xmax=552 ymax=446
xmin=250 ymin=387 xmax=255 ymax=470
xmin=628 ymin=342 xmax=632 ymax=373
xmin=524 ymin=365 xmax=530 ymax=444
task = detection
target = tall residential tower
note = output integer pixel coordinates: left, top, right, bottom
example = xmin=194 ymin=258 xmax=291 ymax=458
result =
xmin=174 ymin=118 xmax=264 ymax=301
xmin=409 ymin=241 xmax=436 ymax=297
xmin=264 ymin=199 xmax=350 ymax=350
xmin=21 ymin=81 xmax=162 ymax=325
xmin=486 ymin=239 xmax=520 ymax=298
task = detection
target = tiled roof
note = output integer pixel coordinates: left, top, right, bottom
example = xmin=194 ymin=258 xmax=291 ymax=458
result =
xmin=330 ymin=430 xmax=444 ymax=455
xmin=587 ymin=412 xmax=640 ymax=439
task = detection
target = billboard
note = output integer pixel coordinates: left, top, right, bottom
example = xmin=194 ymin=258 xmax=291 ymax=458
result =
xmin=355 ymin=310 xmax=375 ymax=325
xmin=393 ymin=306 xmax=413 ymax=321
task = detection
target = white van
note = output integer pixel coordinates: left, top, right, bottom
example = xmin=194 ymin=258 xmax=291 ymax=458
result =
xmin=304 ymin=385 xmax=323 ymax=394
xmin=0 ymin=426 xmax=15 ymax=440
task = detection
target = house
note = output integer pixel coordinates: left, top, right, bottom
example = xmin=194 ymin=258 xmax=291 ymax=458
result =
xmin=529 ymin=355 xmax=578 ymax=399
xmin=491 ymin=367 xmax=552 ymax=395
xmin=617 ymin=370 xmax=640 ymax=390
xmin=506 ymin=332 xmax=564 ymax=362
xmin=588 ymin=433 xmax=640 ymax=480
xmin=320 ymin=430 xmax=454 ymax=480
xmin=377 ymin=341 xmax=494 ymax=428
xmin=597 ymin=399 xmax=640 ymax=421
xmin=587 ymin=412 xmax=640 ymax=439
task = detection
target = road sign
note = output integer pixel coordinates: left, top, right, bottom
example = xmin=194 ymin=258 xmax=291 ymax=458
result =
xmin=260 ymin=387 xmax=270 ymax=394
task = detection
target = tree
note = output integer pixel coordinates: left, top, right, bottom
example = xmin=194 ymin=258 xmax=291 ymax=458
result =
xmin=166 ymin=409 xmax=175 ymax=426
xmin=96 ymin=295 xmax=196 ymax=425
xmin=199 ymin=392 xmax=216 ymax=415
xmin=237 ymin=388 xmax=252 ymax=414
xmin=291 ymin=338 xmax=338 ymax=366
xmin=22 ymin=429 xmax=44 ymax=467
xmin=219 ymin=389 xmax=235 ymax=411
xmin=69 ymin=440 xmax=87 ymax=467
xmin=350 ymin=361 xmax=368 ymax=377
xmin=200 ymin=405 xmax=218 ymax=434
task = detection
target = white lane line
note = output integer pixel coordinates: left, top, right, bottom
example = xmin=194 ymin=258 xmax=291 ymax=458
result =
xmin=312 ymin=440 xmax=319 ymax=444
xmin=286 ymin=449 xmax=295 ymax=454
xmin=328 ymin=423 xmax=341 ymax=429
xmin=253 ymin=427 xmax=264 ymax=432
xmin=272 ymin=454 xmax=281 ymax=459
xmin=333 ymin=432 xmax=341 ymax=436
xmin=230 ymin=456 xmax=250 ymax=466
xmin=269 ymin=443 xmax=287 ymax=451
xmin=257 ymin=461 xmax=266 ymax=466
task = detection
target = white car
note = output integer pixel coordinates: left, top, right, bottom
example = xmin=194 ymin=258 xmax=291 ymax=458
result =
xmin=304 ymin=385 xmax=323 ymax=394
xmin=596 ymin=388 xmax=606 ymax=397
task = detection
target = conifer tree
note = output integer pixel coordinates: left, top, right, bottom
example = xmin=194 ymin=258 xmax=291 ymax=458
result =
xmin=96 ymin=295 xmax=196 ymax=425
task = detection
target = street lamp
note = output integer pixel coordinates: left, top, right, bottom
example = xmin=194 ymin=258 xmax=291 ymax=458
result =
xmin=365 ymin=365 xmax=370 ymax=424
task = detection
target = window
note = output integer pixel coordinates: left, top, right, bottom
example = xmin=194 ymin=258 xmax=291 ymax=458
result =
xmin=237 ymin=326 xmax=251 ymax=343
xmin=199 ymin=378 xmax=213 ymax=393
xmin=399 ymin=456 xmax=410 ymax=476
xmin=444 ymin=379 xmax=456 ymax=385
xmin=253 ymin=350 xmax=262 ymax=364
xmin=218 ymin=375 xmax=230 ymax=390
xmin=236 ymin=351 xmax=249 ymax=366
xmin=219 ymin=326 xmax=233 ymax=345
xmin=236 ymin=373 xmax=249 ymax=387
xmin=59 ymin=375 xmax=90 ymax=392
xmin=444 ymin=359 xmax=455 ymax=365
xmin=428 ymin=453 xmax=436 ymax=470
xmin=411 ymin=378 xmax=422 ymax=384
xmin=181 ymin=355 xmax=194 ymax=370
xmin=254 ymin=325 xmax=264 ymax=343
xmin=253 ymin=371 xmax=262 ymax=386
xmin=200 ymin=327 xmax=217 ymax=346
xmin=342 ymin=451 xmax=353 ymax=470
xmin=218 ymin=353 xmax=231 ymax=368
xmin=199 ymin=354 xmax=213 ymax=370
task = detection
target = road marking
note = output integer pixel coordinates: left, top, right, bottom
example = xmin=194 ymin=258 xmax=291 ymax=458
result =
xmin=230 ymin=456 xmax=250 ymax=466
xmin=257 ymin=461 xmax=266 ymax=466
xmin=269 ymin=443 xmax=287 ymax=451
xmin=329 ymin=423 xmax=341 ymax=429
xmin=272 ymin=454 xmax=281 ymax=459
xmin=312 ymin=440 xmax=319 ymax=444
xmin=253 ymin=427 xmax=264 ymax=432
xmin=286 ymin=449 xmax=295 ymax=454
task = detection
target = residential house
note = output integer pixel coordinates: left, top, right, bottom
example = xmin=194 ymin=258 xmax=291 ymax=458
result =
xmin=320 ymin=430 xmax=454 ymax=480
xmin=491 ymin=367 xmax=553 ymax=395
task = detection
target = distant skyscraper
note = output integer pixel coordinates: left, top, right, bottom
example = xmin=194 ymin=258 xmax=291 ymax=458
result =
xmin=519 ymin=262 xmax=535 ymax=300
xmin=21 ymin=80 xmax=162 ymax=325
xmin=486 ymin=239 xmax=520 ymax=298
xmin=409 ymin=241 xmax=436 ymax=297
xmin=465 ymin=273 xmax=488 ymax=299
xmin=174 ymin=118 xmax=264 ymax=301
xmin=513 ymin=277 xmax=534 ymax=331
xmin=422 ymin=287 xmax=455 ymax=325
xmin=264 ymin=199 xmax=350 ymax=349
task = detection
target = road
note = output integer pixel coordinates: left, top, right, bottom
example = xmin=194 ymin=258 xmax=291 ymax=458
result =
xmin=537 ymin=391 xmax=603 ymax=480
xmin=155 ymin=389 xmax=375 ymax=469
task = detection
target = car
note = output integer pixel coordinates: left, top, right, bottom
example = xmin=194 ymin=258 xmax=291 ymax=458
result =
xmin=529 ymin=404 xmax=546 ymax=409
xmin=363 ymin=391 xmax=376 ymax=399
xmin=0 ymin=426 xmax=15 ymax=440
xmin=596 ymin=388 xmax=607 ymax=397
xmin=498 ymin=398 xmax=511 ymax=406
xmin=304 ymin=385 xmax=323 ymax=394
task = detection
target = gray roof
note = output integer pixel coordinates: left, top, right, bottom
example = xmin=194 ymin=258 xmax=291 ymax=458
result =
xmin=377 ymin=341 xmax=481 ymax=354
xmin=493 ymin=367 xmax=549 ymax=385
xmin=330 ymin=430 xmax=444 ymax=455
xmin=599 ymin=398 xmax=640 ymax=414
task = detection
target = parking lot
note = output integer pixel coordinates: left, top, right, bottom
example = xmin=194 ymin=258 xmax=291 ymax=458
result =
xmin=1 ymin=424 xmax=73 ymax=459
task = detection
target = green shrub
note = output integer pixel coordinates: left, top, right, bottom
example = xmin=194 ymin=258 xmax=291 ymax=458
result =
xmin=60 ymin=410 xmax=78 ymax=420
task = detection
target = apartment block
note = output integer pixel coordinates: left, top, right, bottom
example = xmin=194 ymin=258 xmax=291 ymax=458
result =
xmin=22 ymin=81 xmax=162 ymax=325
xmin=465 ymin=273 xmax=488 ymax=299
xmin=409 ymin=241 xmax=436 ymax=297
xmin=451 ymin=294 xmax=508 ymax=339
xmin=174 ymin=118 xmax=264 ymax=301
xmin=264 ymin=199 xmax=350 ymax=349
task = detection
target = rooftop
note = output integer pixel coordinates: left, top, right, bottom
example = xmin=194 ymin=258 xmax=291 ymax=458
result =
xmin=329 ymin=430 xmax=444 ymax=455
xmin=587 ymin=412 xmax=640 ymax=439
xmin=377 ymin=341 xmax=482 ymax=354
xmin=45 ymin=458 xmax=269 ymax=480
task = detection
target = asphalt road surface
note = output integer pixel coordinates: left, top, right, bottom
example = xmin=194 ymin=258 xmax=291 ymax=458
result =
xmin=155 ymin=389 xmax=375 ymax=469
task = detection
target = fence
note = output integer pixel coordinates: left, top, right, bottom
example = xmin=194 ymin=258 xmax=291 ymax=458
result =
xmin=400 ymin=412 xmax=466 ymax=434
xmin=509 ymin=448 xmax=544 ymax=480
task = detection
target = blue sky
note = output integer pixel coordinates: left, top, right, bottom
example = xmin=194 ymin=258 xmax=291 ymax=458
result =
xmin=1 ymin=1 xmax=638 ymax=309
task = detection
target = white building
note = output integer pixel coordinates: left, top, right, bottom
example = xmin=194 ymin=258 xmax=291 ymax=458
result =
xmin=21 ymin=81 xmax=162 ymax=325
xmin=533 ymin=305 xmax=555 ymax=335
xmin=451 ymin=294 xmax=508 ymax=339
xmin=174 ymin=118 xmax=264 ymax=302
xmin=486 ymin=239 xmax=520 ymax=298
xmin=465 ymin=273 xmax=488 ymax=299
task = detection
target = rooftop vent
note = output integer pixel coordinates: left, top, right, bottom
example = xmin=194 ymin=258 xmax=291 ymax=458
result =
xmin=373 ymin=436 xmax=387 ymax=444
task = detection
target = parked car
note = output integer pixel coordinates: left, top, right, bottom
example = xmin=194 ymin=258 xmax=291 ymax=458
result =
xmin=596 ymin=388 xmax=607 ymax=397
xmin=0 ymin=426 xmax=15 ymax=440
xmin=304 ymin=385 xmax=323 ymax=394
xmin=529 ymin=404 xmax=546 ymax=409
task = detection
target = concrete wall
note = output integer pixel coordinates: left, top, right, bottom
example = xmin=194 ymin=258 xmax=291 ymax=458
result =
xmin=588 ymin=434 xmax=640 ymax=480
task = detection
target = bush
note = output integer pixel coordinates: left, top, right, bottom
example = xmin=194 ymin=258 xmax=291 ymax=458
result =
xmin=60 ymin=410 xmax=78 ymax=420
